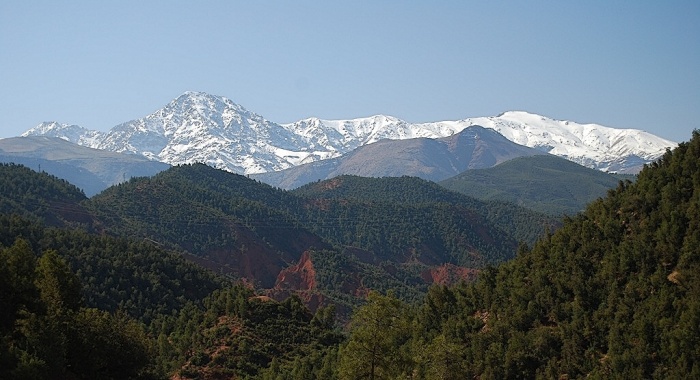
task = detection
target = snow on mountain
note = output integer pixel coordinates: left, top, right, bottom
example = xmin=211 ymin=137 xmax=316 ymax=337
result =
xmin=284 ymin=115 xmax=465 ymax=153
xmin=22 ymin=122 xmax=105 ymax=147
xmin=93 ymin=91 xmax=324 ymax=173
xmin=20 ymin=92 xmax=677 ymax=175
xmin=451 ymin=111 xmax=676 ymax=173
xmin=282 ymin=111 xmax=676 ymax=174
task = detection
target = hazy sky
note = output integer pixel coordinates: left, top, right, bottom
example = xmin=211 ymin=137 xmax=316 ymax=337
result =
xmin=1 ymin=1 xmax=698 ymax=142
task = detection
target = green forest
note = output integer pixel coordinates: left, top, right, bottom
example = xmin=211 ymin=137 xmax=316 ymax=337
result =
xmin=1 ymin=130 xmax=699 ymax=379
xmin=439 ymin=154 xmax=626 ymax=216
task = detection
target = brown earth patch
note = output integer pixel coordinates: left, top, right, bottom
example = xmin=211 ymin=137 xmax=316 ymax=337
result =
xmin=273 ymin=250 xmax=317 ymax=291
xmin=422 ymin=263 xmax=479 ymax=286
xmin=267 ymin=251 xmax=327 ymax=312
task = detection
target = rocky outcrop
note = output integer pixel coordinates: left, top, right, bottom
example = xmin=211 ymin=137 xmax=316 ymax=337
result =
xmin=274 ymin=251 xmax=317 ymax=292
xmin=268 ymin=251 xmax=325 ymax=312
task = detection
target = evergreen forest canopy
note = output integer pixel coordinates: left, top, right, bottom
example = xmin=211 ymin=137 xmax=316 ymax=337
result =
xmin=79 ymin=164 xmax=556 ymax=306
xmin=0 ymin=130 xmax=698 ymax=378
xmin=439 ymin=154 xmax=627 ymax=216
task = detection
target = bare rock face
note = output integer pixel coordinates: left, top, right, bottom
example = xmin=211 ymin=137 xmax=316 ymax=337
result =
xmin=268 ymin=251 xmax=326 ymax=312
xmin=273 ymin=251 xmax=317 ymax=292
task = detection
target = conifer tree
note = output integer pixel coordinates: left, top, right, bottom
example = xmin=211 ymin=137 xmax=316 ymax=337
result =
xmin=338 ymin=291 xmax=413 ymax=380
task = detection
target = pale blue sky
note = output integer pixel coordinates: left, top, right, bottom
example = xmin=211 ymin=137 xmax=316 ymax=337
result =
xmin=1 ymin=1 xmax=698 ymax=142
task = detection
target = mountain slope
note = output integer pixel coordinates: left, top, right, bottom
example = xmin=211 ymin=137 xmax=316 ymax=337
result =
xmin=22 ymin=92 xmax=676 ymax=175
xmin=0 ymin=163 xmax=93 ymax=227
xmin=293 ymin=175 xmax=557 ymax=248
xmin=252 ymin=126 xmax=544 ymax=189
xmin=0 ymin=136 xmax=170 ymax=196
xmin=284 ymin=111 xmax=675 ymax=174
xmin=82 ymin=164 xmax=551 ymax=307
xmin=454 ymin=111 xmax=674 ymax=173
xmin=408 ymin=130 xmax=700 ymax=378
xmin=440 ymin=154 xmax=625 ymax=216
xmin=84 ymin=164 xmax=325 ymax=288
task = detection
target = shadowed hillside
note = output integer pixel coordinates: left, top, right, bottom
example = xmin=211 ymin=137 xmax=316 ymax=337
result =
xmin=440 ymin=154 xmax=625 ymax=216
xmin=0 ymin=136 xmax=169 ymax=196
xmin=253 ymin=126 xmax=542 ymax=189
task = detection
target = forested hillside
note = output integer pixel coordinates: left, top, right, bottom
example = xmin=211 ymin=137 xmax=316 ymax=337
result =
xmin=333 ymin=131 xmax=700 ymax=378
xmin=439 ymin=154 xmax=625 ymax=216
xmin=0 ymin=161 xmax=550 ymax=378
xmin=83 ymin=164 xmax=550 ymax=307
xmin=0 ymin=237 xmax=157 ymax=379
xmin=1 ymin=160 xmax=551 ymax=310
xmin=0 ymin=215 xmax=343 ymax=379
xmin=0 ymin=163 xmax=93 ymax=227
xmin=294 ymin=175 xmax=557 ymax=246
xmin=0 ymin=188 xmax=342 ymax=378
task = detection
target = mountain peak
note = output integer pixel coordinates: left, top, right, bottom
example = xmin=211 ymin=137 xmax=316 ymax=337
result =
xmin=181 ymin=90 xmax=211 ymax=97
xmin=23 ymin=121 xmax=82 ymax=136
xmin=173 ymin=91 xmax=234 ymax=107
xmin=22 ymin=121 xmax=104 ymax=146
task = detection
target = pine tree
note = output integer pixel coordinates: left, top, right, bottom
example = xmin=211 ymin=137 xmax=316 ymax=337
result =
xmin=338 ymin=291 xmax=413 ymax=380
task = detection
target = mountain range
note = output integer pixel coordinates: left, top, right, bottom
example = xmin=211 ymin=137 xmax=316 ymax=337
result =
xmin=0 ymin=136 xmax=170 ymax=196
xmin=251 ymin=126 xmax=545 ymax=189
xmin=21 ymin=91 xmax=676 ymax=178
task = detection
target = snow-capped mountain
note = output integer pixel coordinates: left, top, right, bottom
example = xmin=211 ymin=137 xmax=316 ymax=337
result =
xmin=24 ymin=122 xmax=105 ymax=147
xmin=450 ymin=111 xmax=675 ymax=173
xmin=25 ymin=92 xmax=336 ymax=174
xmin=92 ymin=91 xmax=324 ymax=173
xmin=21 ymin=91 xmax=677 ymax=175
xmin=284 ymin=115 xmax=458 ymax=152
xmin=290 ymin=112 xmax=675 ymax=174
